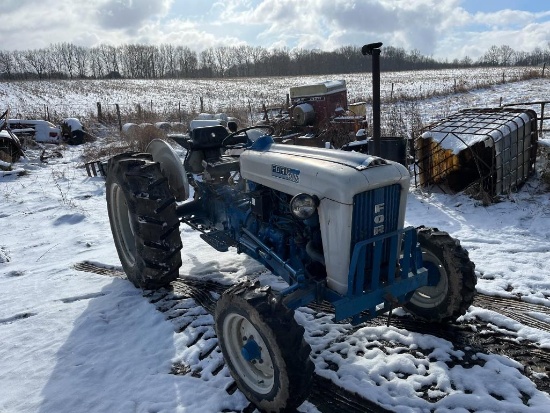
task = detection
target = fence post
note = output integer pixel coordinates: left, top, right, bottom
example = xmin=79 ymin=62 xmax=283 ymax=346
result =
xmin=97 ymin=102 xmax=103 ymax=122
xmin=116 ymin=104 xmax=122 ymax=132
xmin=179 ymin=102 xmax=182 ymax=123
xmin=543 ymin=63 xmax=547 ymax=77
xmin=200 ymin=97 xmax=204 ymax=112
xmin=540 ymin=102 xmax=545 ymax=135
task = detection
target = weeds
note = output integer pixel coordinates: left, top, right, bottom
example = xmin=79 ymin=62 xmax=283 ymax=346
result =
xmin=538 ymin=145 xmax=550 ymax=191
xmin=50 ymin=167 xmax=79 ymax=209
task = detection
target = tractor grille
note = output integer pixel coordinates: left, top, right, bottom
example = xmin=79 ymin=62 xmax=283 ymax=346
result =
xmin=351 ymin=184 xmax=401 ymax=244
xmin=351 ymin=184 xmax=401 ymax=289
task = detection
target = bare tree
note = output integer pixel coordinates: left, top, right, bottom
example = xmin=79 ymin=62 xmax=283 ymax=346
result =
xmin=119 ymin=44 xmax=138 ymax=78
xmin=0 ymin=51 xmax=16 ymax=79
xmin=97 ymin=44 xmax=120 ymax=76
xmin=53 ymin=42 xmax=77 ymax=78
xmin=11 ymin=51 xmax=29 ymax=79
xmin=199 ymin=48 xmax=216 ymax=77
xmin=146 ymin=45 xmax=158 ymax=78
xmin=498 ymin=45 xmax=516 ymax=66
xmin=89 ymin=46 xmax=105 ymax=78
xmin=213 ymin=46 xmax=234 ymax=77
xmin=249 ymin=46 xmax=267 ymax=76
xmin=172 ymin=46 xmax=197 ymax=77
xmin=460 ymin=55 xmax=473 ymax=66
xmin=161 ymin=44 xmax=177 ymax=77
xmin=0 ymin=41 xmax=547 ymax=80
xmin=232 ymin=45 xmax=251 ymax=76
xmin=74 ymin=46 xmax=89 ymax=78
xmin=23 ymin=48 xmax=49 ymax=79
xmin=480 ymin=45 xmax=500 ymax=66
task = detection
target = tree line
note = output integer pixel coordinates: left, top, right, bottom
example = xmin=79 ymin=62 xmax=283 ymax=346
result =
xmin=0 ymin=42 xmax=548 ymax=81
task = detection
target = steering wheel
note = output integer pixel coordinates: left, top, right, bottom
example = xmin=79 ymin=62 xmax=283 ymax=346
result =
xmin=221 ymin=125 xmax=275 ymax=150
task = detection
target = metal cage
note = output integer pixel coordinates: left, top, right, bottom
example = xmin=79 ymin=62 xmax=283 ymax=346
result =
xmin=414 ymin=108 xmax=538 ymax=196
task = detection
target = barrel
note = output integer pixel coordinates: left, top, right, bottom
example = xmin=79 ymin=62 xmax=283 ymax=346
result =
xmin=379 ymin=136 xmax=407 ymax=165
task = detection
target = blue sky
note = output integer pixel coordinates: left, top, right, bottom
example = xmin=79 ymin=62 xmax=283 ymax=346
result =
xmin=462 ymin=0 xmax=543 ymax=13
xmin=1 ymin=0 xmax=549 ymax=60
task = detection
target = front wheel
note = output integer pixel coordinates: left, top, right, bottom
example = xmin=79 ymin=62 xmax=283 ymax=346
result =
xmin=106 ymin=152 xmax=182 ymax=289
xmin=403 ymin=226 xmax=476 ymax=323
xmin=215 ymin=281 xmax=314 ymax=412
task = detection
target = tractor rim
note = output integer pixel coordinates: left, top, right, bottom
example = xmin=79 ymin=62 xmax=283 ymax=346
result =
xmin=410 ymin=249 xmax=449 ymax=308
xmin=110 ymin=183 xmax=136 ymax=266
xmin=222 ymin=313 xmax=275 ymax=394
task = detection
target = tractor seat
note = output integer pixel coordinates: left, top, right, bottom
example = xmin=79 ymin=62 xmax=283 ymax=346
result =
xmin=189 ymin=125 xmax=228 ymax=150
xmin=183 ymin=125 xmax=241 ymax=177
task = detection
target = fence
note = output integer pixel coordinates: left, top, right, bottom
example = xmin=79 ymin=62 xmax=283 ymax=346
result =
xmin=500 ymin=100 xmax=550 ymax=137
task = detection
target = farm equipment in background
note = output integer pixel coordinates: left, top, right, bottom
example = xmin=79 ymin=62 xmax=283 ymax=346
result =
xmin=104 ymin=43 xmax=477 ymax=412
xmin=0 ymin=110 xmax=25 ymax=168
xmin=262 ymin=79 xmax=369 ymax=151
xmin=260 ymin=42 xmax=409 ymax=165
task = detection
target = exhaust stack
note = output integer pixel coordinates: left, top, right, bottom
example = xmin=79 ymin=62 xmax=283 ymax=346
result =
xmin=361 ymin=42 xmax=383 ymax=157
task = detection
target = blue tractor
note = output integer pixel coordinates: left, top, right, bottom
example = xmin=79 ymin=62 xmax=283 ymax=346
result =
xmin=105 ymin=43 xmax=476 ymax=412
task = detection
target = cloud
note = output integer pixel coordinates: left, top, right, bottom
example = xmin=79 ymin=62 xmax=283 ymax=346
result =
xmin=3 ymin=0 xmax=26 ymax=13
xmin=0 ymin=0 xmax=549 ymax=61
xmin=471 ymin=9 xmax=548 ymax=29
xmin=217 ymin=0 xmax=465 ymax=56
xmin=133 ymin=19 xmax=247 ymax=51
xmin=97 ymin=0 xmax=173 ymax=31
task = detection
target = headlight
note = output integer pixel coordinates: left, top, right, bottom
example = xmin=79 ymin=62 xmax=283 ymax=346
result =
xmin=290 ymin=193 xmax=319 ymax=220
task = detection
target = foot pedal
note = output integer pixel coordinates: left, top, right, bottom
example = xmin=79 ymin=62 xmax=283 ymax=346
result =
xmin=200 ymin=231 xmax=236 ymax=252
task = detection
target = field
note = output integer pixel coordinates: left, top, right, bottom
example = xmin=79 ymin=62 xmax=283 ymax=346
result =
xmin=0 ymin=67 xmax=541 ymax=126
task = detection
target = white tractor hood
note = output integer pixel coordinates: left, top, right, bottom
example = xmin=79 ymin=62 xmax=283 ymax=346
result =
xmin=240 ymin=137 xmax=409 ymax=203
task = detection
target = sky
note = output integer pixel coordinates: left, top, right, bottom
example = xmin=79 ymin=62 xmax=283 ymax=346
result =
xmin=1 ymin=0 xmax=549 ymax=60
xmin=1 ymin=78 xmax=550 ymax=413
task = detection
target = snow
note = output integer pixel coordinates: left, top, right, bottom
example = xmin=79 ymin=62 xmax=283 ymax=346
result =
xmin=62 ymin=118 xmax=83 ymax=131
xmin=1 ymin=77 xmax=550 ymax=412
xmin=0 ymin=67 xmax=535 ymax=119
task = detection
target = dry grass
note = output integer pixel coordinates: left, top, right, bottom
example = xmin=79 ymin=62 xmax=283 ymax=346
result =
xmin=81 ymin=127 xmax=166 ymax=163
xmin=79 ymin=101 xmax=248 ymax=164
xmin=539 ymin=145 xmax=550 ymax=190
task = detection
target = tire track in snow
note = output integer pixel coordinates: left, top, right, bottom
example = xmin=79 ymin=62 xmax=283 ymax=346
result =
xmin=74 ymin=261 xmax=550 ymax=410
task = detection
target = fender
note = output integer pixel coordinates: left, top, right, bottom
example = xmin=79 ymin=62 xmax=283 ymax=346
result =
xmin=146 ymin=139 xmax=190 ymax=202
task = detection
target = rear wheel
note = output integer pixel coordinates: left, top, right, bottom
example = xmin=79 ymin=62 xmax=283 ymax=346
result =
xmin=215 ymin=281 xmax=314 ymax=412
xmin=106 ymin=152 xmax=182 ymax=289
xmin=403 ymin=226 xmax=476 ymax=323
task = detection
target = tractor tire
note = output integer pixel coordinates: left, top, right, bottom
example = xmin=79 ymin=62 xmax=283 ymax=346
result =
xmin=215 ymin=281 xmax=314 ymax=412
xmin=403 ymin=226 xmax=476 ymax=323
xmin=106 ymin=152 xmax=182 ymax=289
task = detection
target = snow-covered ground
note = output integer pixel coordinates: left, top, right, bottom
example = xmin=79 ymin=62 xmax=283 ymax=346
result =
xmin=0 ymin=67 xmax=535 ymax=120
xmin=1 ymin=78 xmax=550 ymax=413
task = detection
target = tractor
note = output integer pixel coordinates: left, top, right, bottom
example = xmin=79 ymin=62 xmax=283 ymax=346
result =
xmin=105 ymin=43 xmax=476 ymax=412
